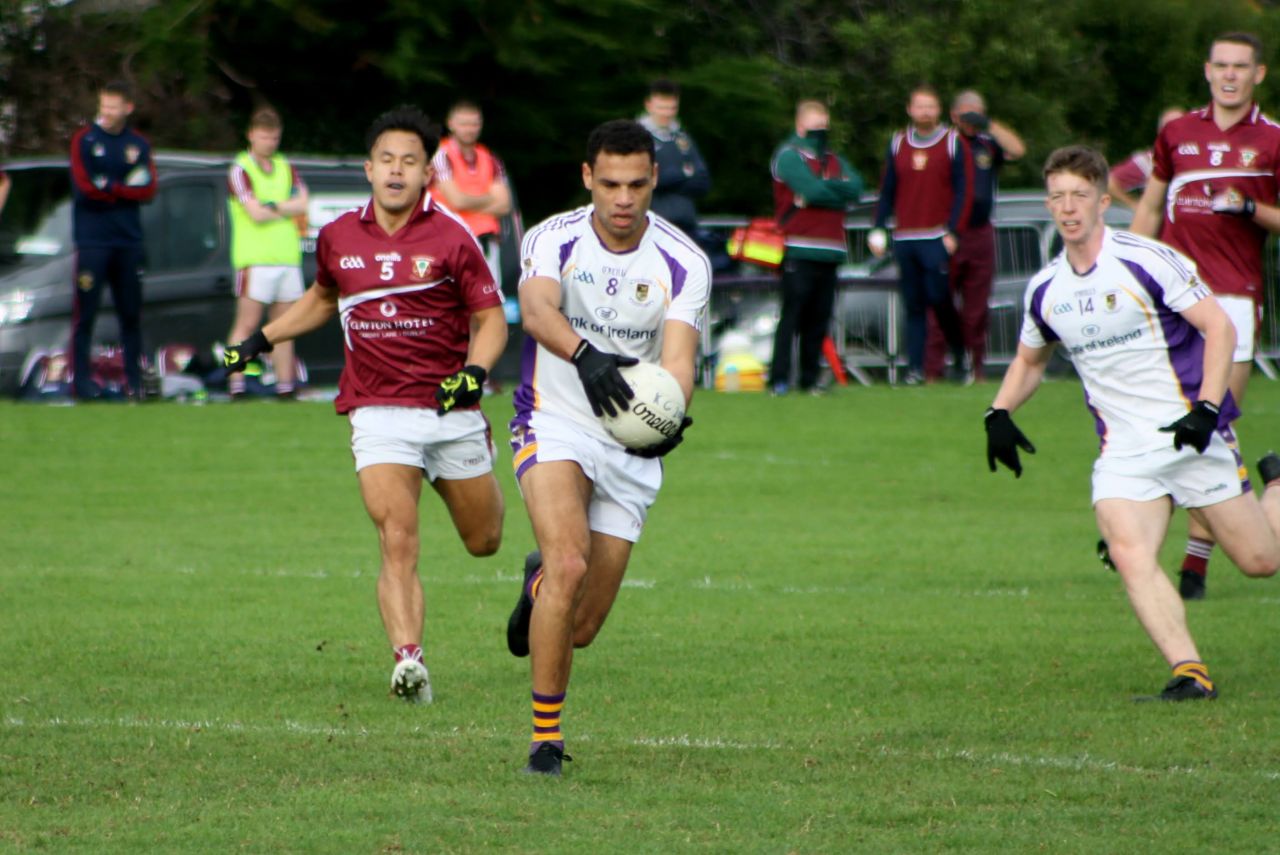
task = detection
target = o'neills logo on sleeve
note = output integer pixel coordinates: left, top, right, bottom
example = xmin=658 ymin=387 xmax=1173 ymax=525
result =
xmin=412 ymin=256 xmax=434 ymax=279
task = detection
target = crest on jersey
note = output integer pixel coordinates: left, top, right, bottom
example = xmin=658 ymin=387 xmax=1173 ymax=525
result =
xmin=1103 ymin=291 xmax=1120 ymax=313
xmin=125 ymin=145 xmax=140 ymax=164
xmin=912 ymin=151 xmax=929 ymax=171
xmin=411 ymin=256 xmax=433 ymax=279
xmin=634 ymin=282 xmax=650 ymax=301
xmin=975 ymin=151 xmax=993 ymax=170
xmin=1240 ymin=148 xmax=1258 ymax=167
xmin=78 ymin=271 xmax=94 ymax=291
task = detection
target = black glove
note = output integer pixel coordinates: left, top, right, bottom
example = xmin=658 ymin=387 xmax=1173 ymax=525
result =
xmin=436 ymin=365 xmax=487 ymax=415
xmin=985 ymin=407 xmax=1036 ymax=478
xmin=627 ymin=416 xmax=693 ymax=459
xmin=223 ymin=330 xmax=273 ymax=374
xmin=1160 ymin=401 xmax=1220 ymax=453
xmin=958 ymin=111 xmax=991 ymax=131
xmin=571 ymin=340 xmax=637 ymax=418
xmin=1210 ymin=189 xmax=1256 ymax=217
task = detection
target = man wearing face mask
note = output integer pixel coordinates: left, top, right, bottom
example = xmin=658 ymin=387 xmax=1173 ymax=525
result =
xmin=767 ymin=100 xmax=863 ymax=396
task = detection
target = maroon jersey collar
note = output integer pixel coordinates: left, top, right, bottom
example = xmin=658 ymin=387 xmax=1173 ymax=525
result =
xmin=1198 ymin=102 xmax=1261 ymax=126
xmin=359 ymin=189 xmax=435 ymax=224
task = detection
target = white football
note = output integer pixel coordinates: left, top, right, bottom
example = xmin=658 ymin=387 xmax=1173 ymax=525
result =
xmin=602 ymin=362 xmax=686 ymax=449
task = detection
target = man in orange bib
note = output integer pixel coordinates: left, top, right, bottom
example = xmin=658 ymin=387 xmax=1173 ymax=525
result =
xmin=431 ymin=100 xmax=513 ymax=283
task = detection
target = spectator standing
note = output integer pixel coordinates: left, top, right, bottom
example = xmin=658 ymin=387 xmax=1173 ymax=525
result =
xmin=1130 ymin=32 xmax=1280 ymax=600
xmin=767 ymin=100 xmax=862 ymax=395
xmin=225 ymin=107 xmax=310 ymax=400
xmin=869 ymin=85 xmax=968 ymax=385
xmin=1107 ymin=108 xmax=1185 ymax=210
xmin=431 ymin=100 xmax=512 ymax=285
xmin=638 ymin=78 xmax=711 ymax=238
xmin=69 ymin=80 xmax=157 ymax=400
xmin=924 ymin=90 xmax=1025 ymax=382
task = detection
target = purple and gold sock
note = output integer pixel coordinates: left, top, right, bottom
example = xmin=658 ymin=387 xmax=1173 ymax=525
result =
xmin=530 ymin=690 xmax=565 ymax=755
xmin=1172 ymin=660 xmax=1214 ymax=693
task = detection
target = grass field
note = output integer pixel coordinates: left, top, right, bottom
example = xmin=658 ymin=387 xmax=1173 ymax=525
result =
xmin=4 ymin=378 xmax=1280 ymax=852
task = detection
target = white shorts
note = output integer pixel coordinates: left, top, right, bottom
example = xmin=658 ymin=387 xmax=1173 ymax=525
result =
xmin=509 ymin=411 xmax=662 ymax=542
xmin=1216 ymin=295 xmax=1257 ymax=363
xmin=349 ymin=406 xmax=495 ymax=481
xmin=237 ymin=265 xmax=305 ymax=304
xmin=1091 ymin=426 xmax=1249 ymax=508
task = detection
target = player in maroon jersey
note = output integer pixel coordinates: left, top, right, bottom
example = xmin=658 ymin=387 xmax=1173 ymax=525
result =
xmin=1131 ymin=32 xmax=1280 ymax=601
xmin=223 ymin=106 xmax=508 ymax=703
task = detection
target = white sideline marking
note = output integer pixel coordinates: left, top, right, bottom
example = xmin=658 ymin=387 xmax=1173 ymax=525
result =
xmin=5 ymin=716 xmax=1276 ymax=780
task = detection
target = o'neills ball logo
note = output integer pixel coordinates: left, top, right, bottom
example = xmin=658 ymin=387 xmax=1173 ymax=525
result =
xmin=630 ymin=391 xmax=682 ymax=438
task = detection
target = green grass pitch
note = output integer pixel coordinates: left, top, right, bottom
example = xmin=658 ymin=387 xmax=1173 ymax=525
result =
xmin=4 ymin=378 xmax=1280 ymax=852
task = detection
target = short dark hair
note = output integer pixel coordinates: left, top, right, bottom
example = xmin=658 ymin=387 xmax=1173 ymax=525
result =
xmin=648 ymin=78 xmax=680 ymax=98
xmin=364 ymin=105 xmax=439 ymax=155
xmin=1211 ymin=31 xmax=1264 ymax=63
xmin=249 ymin=107 xmax=282 ymax=131
xmin=100 ymin=80 xmax=134 ymax=102
xmin=586 ymin=119 xmax=655 ymax=167
xmin=1043 ymin=145 xmax=1109 ymax=194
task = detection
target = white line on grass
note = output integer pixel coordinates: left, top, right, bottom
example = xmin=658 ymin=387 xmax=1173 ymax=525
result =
xmin=5 ymin=715 xmax=1276 ymax=781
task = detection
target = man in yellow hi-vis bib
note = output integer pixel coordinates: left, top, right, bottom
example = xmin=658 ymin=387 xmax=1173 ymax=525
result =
xmin=226 ymin=107 xmax=310 ymax=399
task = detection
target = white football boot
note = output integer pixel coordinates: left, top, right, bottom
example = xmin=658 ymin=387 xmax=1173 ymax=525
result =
xmin=390 ymin=658 xmax=433 ymax=704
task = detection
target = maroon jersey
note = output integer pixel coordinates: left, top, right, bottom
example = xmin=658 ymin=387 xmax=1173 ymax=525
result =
xmin=873 ymin=126 xmax=966 ymax=239
xmin=1152 ymin=104 xmax=1280 ymax=300
xmin=315 ymin=191 xmax=501 ymax=414
xmin=1110 ymin=149 xmax=1153 ymax=193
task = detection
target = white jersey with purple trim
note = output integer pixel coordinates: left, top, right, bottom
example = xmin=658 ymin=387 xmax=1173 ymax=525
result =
xmin=513 ymin=205 xmax=710 ymax=443
xmin=1019 ymin=227 xmax=1236 ymax=457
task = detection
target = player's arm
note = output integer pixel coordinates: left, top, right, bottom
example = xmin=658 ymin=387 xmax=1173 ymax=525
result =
xmin=1180 ymin=296 xmax=1235 ymax=409
xmin=987 ymin=120 xmax=1025 ymax=161
xmin=224 ymin=283 xmax=337 ymax=372
xmin=1157 ymin=295 xmax=1235 ymax=453
xmin=985 ymin=341 xmax=1052 ymax=477
xmin=1221 ymin=196 xmax=1280 ymax=235
xmin=1107 ymin=174 xmax=1141 ymax=211
xmin=659 ymin=319 xmax=699 ymax=405
xmin=112 ymin=139 xmax=157 ymax=203
xmin=520 ymin=274 xmax=579 ymax=360
xmin=274 ymin=169 xmax=310 ymax=218
xmin=521 ymin=273 xmax=636 ymax=416
xmin=69 ymin=130 xmax=116 ymax=203
xmin=229 ymin=165 xmax=282 ymax=224
xmin=1129 ymin=176 xmax=1168 ymax=237
xmin=464 ymin=305 xmax=507 ymax=373
xmin=434 ymin=177 xmax=509 ymax=217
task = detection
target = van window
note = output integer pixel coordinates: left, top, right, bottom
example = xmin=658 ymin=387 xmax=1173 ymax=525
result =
xmin=143 ymin=182 xmax=219 ymax=272
xmin=0 ymin=167 xmax=74 ymax=269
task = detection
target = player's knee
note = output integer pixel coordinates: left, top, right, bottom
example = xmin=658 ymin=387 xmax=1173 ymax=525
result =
xmin=544 ymin=554 xmax=590 ymax=598
xmin=572 ymin=618 xmax=604 ymax=648
xmin=1237 ymin=549 xmax=1280 ymax=578
xmin=461 ymin=526 xmax=501 ymax=557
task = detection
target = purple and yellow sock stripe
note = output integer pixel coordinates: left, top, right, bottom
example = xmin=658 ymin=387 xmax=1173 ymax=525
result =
xmin=1172 ymin=660 xmax=1214 ymax=693
xmin=531 ymin=690 xmax=565 ymax=745
xmin=527 ymin=569 xmax=544 ymax=601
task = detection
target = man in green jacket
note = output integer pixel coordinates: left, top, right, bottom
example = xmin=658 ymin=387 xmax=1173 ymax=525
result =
xmin=768 ymin=100 xmax=862 ymax=395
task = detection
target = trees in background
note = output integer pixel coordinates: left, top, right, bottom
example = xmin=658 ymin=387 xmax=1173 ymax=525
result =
xmin=3 ymin=0 xmax=1280 ymax=221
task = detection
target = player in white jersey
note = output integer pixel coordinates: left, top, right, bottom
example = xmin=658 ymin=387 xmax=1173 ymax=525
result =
xmin=984 ymin=145 xmax=1280 ymax=702
xmin=504 ymin=120 xmax=710 ymax=775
